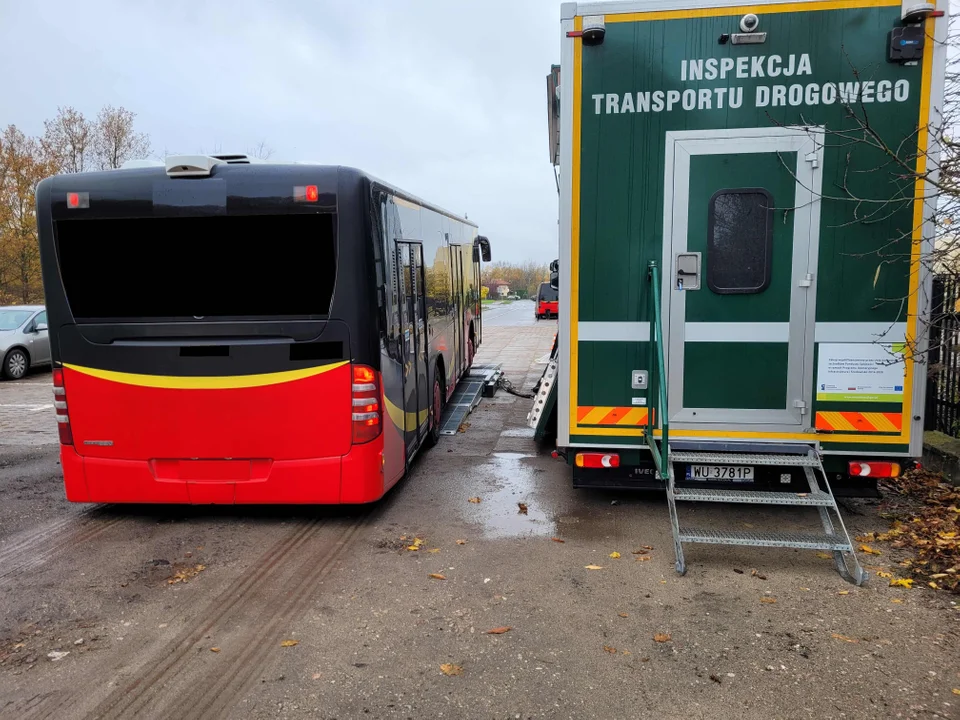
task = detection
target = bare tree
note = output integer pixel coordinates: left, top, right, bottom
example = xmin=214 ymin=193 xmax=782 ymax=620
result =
xmin=42 ymin=106 xmax=94 ymax=174
xmin=93 ymin=105 xmax=151 ymax=170
xmin=247 ymin=141 xmax=275 ymax=160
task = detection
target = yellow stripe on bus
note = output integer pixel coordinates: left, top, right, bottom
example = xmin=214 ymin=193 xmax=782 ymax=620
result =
xmin=63 ymin=362 xmax=348 ymax=390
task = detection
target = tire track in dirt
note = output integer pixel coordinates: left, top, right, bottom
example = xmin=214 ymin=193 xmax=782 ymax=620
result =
xmin=176 ymin=517 xmax=367 ymax=720
xmin=0 ymin=508 xmax=124 ymax=582
xmin=80 ymin=512 xmax=367 ymax=720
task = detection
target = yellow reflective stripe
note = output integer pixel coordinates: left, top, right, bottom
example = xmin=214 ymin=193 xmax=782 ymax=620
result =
xmin=383 ymin=396 xmax=428 ymax=432
xmin=64 ymin=362 xmax=348 ymax=390
xmin=605 ymin=0 xmax=900 ymax=23
xmin=861 ymin=412 xmax=899 ymax=433
xmin=819 ymin=411 xmax=857 ymax=432
xmin=581 ymin=406 xmax=611 ymax=425
xmin=617 ymin=408 xmax=647 ymax=425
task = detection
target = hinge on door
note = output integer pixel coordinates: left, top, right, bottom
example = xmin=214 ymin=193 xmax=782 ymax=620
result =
xmin=799 ymin=273 xmax=814 ymax=288
xmin=804 ymin=151 xmax=820 ymax=169
xmin=794 ymin=399 xmax=808 ymax=415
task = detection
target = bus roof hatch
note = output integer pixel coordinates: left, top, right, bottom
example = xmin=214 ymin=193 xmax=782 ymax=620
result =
xmin=165 ymin=155 xmax=227 ymax=178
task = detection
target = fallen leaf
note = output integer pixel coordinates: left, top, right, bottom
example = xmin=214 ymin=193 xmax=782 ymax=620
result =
xmin=858 ymin=544 xmax=882 ymax=556
xmin=733 ymin=568 xmax=744 ymax=574
xmin=837 ymin=590 xmax=850 ymax=595
xmin=889 ymin=578 xmax=915 ymax=588
xmin=635 ymin=556 xmax=651 ymax=562
xmin=13 ymin=642 xmax=25 ymax=650
xmin=710 ymin=674 xmax=722 ymax=684
xmin=603 ymin=645 xmax=617 ymax=654
xmin=622 ymin=650 xmax=631 ymax=655
xmin=831 ymin=633 xmax=858 ymax=643
xmin=760 ymin=597 xmax=777 ymax=604
xmin=440 ymin=663 xmax=463 ymax=676
xmin=928 ymin=581 xmax=938 ymax=590
xmin=456 ymin=539 xmax=467 ymax=545
xmin=952 ymin=688 xmax=960 ymax=696
xmin=891 ymin=598 xmax=904 ymax=604
xmin=632 ymin=549 xmax=649 ymax=555
xmin=167 ymin=564 xmax=207 ymax=585
xmin=210 ymin=647 xmax=221 ymax=653
xmin=618 ymin=613 xmax=628 ymax=618
xmin=876 ymin=571 xmax=893 ymax=579
xmin=584 ymin=564 xmax=604 ymax=570
xmin=816 ymin=552 xmax=833 ymax=559
xmin=428 ymin=573 xmax=447 ymax=580
xmin=486 ymin=627 xmax=511 ymax=635
xmin=280 ymin=640 xmax=299 ymax=647
xmin=653 ymin=633 xmax=672 ymax=643
xmin=643 ymin=545 xmax=654 ymax=550
xmin=406 ymin=537 xmax=425 ymax=551
xmin=312 ymin=672 xmax=323 ymax=680
xmin=855 ymin=533 xmax=877 ymax=542
xmin=468 ymin=497 xmax=481 ymax=504
xmin=609 ymin=552 xmax=621 ymax=559
xmin=427 ymin=548 xmax=441 ymax=554
xmin=751 ymin=569 xmax=767 ymax=580
xmin=551 ymin=537 xmax=565 ymax=543
xmin=517 ymin=502 xmax=528 ymax=515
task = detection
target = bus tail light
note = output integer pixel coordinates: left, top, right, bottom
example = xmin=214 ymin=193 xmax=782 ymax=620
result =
xmin=849 ymin=461 xmax=900 ymax=478
xmin=52 ymin=368 xmax=73 ymax=446
xmin=351 ymin=364 xmax=381 ymax=444
xmin=575 ymin=452 xmax=619 ymax=468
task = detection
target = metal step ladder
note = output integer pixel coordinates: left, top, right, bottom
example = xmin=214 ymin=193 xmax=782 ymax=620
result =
xmin=665 ymin=441 xmax=867 ymax=585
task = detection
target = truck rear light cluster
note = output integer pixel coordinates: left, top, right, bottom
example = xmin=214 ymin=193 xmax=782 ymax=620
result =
xmin=575 ymin=452 xmax=619 ymax=468
xmin=52 ymin=368 xmax=73 ymax=445
xmin=849 ymin=461 xmax=900 ymax=478
xmin=351 ymin=364 xmax=382 ymax=444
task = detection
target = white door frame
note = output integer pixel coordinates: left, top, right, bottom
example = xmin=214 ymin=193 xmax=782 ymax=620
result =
xmin=660 ymin=126 xmax=825 ymax=432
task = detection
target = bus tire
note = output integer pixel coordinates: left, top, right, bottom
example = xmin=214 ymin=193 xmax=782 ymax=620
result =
xmin=425 ymin=373 xmax=443 ymax=447
xmin=466 ymin=335 xmax=475 ymax=370
xmin=3 ymin=348 xmax=29 ymax=380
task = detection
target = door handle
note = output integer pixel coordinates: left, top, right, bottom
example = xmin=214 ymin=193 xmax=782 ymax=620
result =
xmin=674 ymin=252 xmax=702 ymax=291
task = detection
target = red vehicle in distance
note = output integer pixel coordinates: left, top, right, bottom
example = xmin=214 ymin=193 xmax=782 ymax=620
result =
xmin=535 ymin=282 xmax=558 ymax=320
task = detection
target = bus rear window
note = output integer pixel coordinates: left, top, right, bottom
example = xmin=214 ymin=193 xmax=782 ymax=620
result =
xmin=55 ymin=214 xmax=336 ymax=321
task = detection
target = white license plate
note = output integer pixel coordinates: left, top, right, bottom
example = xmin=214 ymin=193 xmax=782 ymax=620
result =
xmin=686 ymin=465 xmax=754 ymax=482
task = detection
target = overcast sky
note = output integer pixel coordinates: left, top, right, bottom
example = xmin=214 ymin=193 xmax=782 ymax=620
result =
xmin=0 ymin=1 xmax=561 ymax=264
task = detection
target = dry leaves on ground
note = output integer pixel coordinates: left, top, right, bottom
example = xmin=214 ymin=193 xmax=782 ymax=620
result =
xmin=760 ymin=597 xmax=777 ymax=604
xmin=210 ymin=647 xmax=221 ymax=653
xmin=168 ymin=564 xmax=206 ymax=585
xmin=635 ymin=556 xmax=651 ymax=562
xmin=486 ymin=627 xmax=511 ymax=635
xmin=280 ymin=640 xmax=299 ymax=647
xmin=876 ymin=470 xmax=960 ymax=593
xmin=584 ymin=564 xmax=604 ymax=570
xmin=407 ymin=538 xmax=424 ymax=551
xmin=889 ymin=577 xmax=914 ymax=588
xmin=609 ymin=552 xmax=621 ymax=559
xmin=517 ymin=502 xmax=528 ymax=515
xmin=815 ymin=552 xmax=833 ymax=559
xmin=428 ymin=573 xmax=447 ymax=580
xmin=456 ymin=539 xmax=467 ymax=545
xmin=618 ymin=613 xmax=628 ymax=618
xmin=831 ymin=633 xmax=858 ymax=643
xmin=751 ymin=569 xmax=767 ymax=580
xmin=551 ymin=537 xmax=565 ymax=543
xmin=653 ymin=633 xmax=672 ymax=643
xmin=858 ymin=544 xmax=882 ymax=555
xmin=468 ymin=497 xmax=481 ymax=504
xmin=603 ymin=645 xmax=617 ymax=654
xmin=440 ymin=663 xmax=463 ymax=676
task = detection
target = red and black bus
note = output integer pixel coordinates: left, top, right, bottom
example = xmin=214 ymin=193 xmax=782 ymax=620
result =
xmin=36 ymin=155 xmax=491 ymax=504
xmin=535 ymin=282 xmax=558 ymax=320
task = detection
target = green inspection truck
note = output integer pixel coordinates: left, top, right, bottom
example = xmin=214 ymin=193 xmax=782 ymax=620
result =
xmin=531 ymin=0 xmax=949 ymax=582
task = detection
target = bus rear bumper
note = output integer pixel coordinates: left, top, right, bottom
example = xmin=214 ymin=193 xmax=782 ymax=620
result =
xmin=59 ymin=440 xmax=386 ymax=505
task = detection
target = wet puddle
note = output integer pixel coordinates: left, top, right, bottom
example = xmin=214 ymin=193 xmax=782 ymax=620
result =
xmin=469 ymin=453 xmax=554 ymax=538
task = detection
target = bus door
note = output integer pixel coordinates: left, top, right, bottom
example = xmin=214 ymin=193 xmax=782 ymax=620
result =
xmin=397 ymin=242 xmax=430 ymax=450
xmin=450 ymin=245 xmax=464 ymax=375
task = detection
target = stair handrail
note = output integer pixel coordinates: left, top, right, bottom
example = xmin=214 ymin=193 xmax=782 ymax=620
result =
xmin=646 ymin=261 xmax=670 ymax=476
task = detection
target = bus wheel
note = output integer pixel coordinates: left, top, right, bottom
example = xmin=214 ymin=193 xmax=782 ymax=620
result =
xmin=466 ymin=336 xmax=475 ymax=370
xmin=426 ymin=376 xmax=443 ymax=447
xmin=3 ymin=348 xmax=29 ymax=380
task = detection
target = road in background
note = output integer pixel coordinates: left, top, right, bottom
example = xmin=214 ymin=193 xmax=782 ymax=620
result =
xmin=0 ymin=311 xmax=957 ymax=720
xmin=481 ymin=299 xmax=547 ymax=327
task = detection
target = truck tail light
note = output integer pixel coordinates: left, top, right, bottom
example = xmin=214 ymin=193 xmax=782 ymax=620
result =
xmin=52 ymin=368 xmax=73 ymax=445
xmin=351 ymin=364 xmax=382 ymax=444
xmin=575 ymin=452 xmax=619 ymax=468
xmin=849 ymin=461 xmax=900 ymax=478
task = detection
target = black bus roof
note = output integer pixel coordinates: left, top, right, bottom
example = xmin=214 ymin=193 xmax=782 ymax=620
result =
xmin=38 ymin=160 xmax=478 ymax=229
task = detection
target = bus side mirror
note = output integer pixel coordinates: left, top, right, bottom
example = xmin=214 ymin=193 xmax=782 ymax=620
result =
xmin=549 ymin=259 xmax=559 ymax=291
xmin=475 ymin=236 xmax=492 ymax=262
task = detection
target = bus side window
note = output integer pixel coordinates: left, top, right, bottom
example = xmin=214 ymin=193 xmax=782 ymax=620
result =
xmin=384 ymin=199 xmax=403 ymax=360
